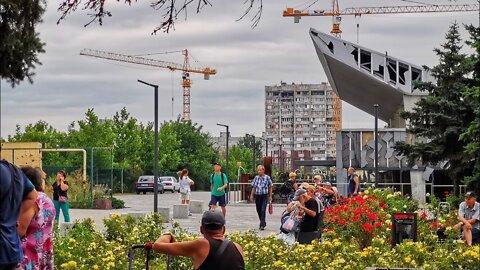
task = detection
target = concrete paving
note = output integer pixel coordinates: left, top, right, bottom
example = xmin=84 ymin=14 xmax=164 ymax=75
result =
xmin=67 ymin=192 xmax=285 ymax=237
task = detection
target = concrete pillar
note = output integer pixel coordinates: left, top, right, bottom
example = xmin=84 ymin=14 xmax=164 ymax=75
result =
xmin=410 ymin=170 xmax=426 ymax=203
xmin=157 ymin=207 xmax=170 ymax=222
xmin=59 ymin=222 xmax=75 ymax=237
xmin=173 ymin=204 xmax=188 ymax=219
xmin=189 ymin=200 xmax=204 ymax=214
xmin=126 ymin=212 xmax=149 ymax=219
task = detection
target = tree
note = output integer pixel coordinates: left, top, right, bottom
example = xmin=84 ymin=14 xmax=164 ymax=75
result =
xmin=157 ymin=122 xmax=181 ymax=173
xmin=238 ymin=135 xmax=262 ymax=169
xmin=219 ymin=145 xmax=254 ymax=181
xmin=0 ymin=0 xmax=45 ymax=86
xmin=8 ymin=120 xmax=67 ymax=164
xmin=57 ymin=0 xmax=263 ymax=33
xmin=395 ymin=23 xmax=476 ymax=196
xmin=459 ymin=24 xmax=480 ymax=195
xmin=168 ymin=118 xmax=217 ymax=189
xmin=111 ymin=107 xmax=143 ymax=169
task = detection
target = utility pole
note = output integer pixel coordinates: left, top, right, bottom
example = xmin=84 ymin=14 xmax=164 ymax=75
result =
xmin=374 ymin=104 xmax=379 ymax=187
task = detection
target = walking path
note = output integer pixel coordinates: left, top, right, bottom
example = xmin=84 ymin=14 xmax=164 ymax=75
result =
xmin=68 ymin=192 xmax=284 ymax=237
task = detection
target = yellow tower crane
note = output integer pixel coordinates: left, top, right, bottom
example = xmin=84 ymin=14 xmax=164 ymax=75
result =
xmin=80 ymin=48 xmax=217 ymax=121
xmin=283 ymin=2 xmax=479 ymax=38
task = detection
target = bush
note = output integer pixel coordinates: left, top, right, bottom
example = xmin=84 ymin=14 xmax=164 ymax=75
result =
xmin=111 ymin=197 xmax=125 ymax=209
xmin=53 ymin=189 xmax=480 ymax=269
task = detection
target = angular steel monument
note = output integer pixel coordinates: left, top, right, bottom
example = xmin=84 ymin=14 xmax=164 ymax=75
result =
xmin=310 ymin=28 xmax=431 ymax=127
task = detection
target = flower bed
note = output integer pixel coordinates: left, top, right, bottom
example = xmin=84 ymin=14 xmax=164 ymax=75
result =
xmin=54 ymin=188 xmax=479 ymax=269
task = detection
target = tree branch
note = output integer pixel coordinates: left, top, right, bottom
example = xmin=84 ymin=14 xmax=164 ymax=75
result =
xmin=57 ymin=0 xmax=262 ymax=33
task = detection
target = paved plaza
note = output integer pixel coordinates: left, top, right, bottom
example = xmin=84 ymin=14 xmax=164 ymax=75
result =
xmin=68 ymin=192 xmax=285 ymax=237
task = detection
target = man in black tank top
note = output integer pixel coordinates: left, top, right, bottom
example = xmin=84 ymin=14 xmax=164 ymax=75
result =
xmin=152 ymin=209 xmax=245 ymax=270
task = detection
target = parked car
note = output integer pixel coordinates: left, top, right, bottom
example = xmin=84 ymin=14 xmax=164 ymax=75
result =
xmin=135 ymin=175 xmax=164 ymax=194
xmin=160 ymin=176 xmax=180 ymax=193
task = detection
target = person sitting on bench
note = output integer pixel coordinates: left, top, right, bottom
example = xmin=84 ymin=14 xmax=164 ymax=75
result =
xmin=454 ymin=191 xmax=479 ymax=245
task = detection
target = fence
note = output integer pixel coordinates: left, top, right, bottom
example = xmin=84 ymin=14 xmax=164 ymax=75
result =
xmin=227 ymin=181 xmax=467 ymax=205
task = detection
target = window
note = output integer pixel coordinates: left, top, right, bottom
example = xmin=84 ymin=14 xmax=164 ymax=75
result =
xmin=388 ymin=59 xmax=397 ymax=85
xmin=360 ymin=50 xmax=371 ymax=72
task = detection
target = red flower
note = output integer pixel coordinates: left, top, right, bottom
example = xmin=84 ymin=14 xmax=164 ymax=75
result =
xmin=388 ymin=224 xmax=392 ymax=229
xmin=367 ymin=213 xmax=378 ymax=221
xmin=362 ymin=222 xmax=374 ymax=234
xmin=374 ymin=222 xmax=382 ymax=228
xmin=339 ymin=219 xmax=346 ymax=226
xmin=420 ymin=212 xmax=427 ymax=219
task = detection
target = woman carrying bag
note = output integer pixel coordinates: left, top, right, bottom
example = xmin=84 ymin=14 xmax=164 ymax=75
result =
xmin=50 ymin=170 xmax=70 ymax=223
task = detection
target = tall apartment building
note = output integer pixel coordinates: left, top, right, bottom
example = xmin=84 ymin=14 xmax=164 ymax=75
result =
xmin=265 ymin=82 xmax=341 ymax=171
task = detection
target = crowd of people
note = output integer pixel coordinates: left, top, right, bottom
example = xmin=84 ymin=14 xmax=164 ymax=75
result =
xmin=2 ymin=159 xmax=478 ymax=269
xmin=1 ymin=160 xmax=71 ymax=270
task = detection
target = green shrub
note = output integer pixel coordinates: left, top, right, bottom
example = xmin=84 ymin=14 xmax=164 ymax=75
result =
xmin=111 ymin=197 xmax=125 ymax=209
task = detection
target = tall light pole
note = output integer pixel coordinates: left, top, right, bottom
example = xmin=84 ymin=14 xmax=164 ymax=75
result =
xmin=259 ymin=137 xmax=269 ymax=158
xmin=374 ymin=104 xmax=379 ymax=187
xmin=246 ymin=133 xmax=256 ymax=171
xmin=216 ymin=123 xmax=229 ymax=178
xmin=138 ymin=79 xmax=159 ymax=213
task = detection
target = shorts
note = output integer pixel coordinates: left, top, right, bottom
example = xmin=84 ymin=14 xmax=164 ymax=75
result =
xmin=180 ymin=190 xmax=191 ymax=201
xmin=209 ymin=194 xmax=226 ymax=207
xmin=462 ymin=227 xmax=480 ymax=239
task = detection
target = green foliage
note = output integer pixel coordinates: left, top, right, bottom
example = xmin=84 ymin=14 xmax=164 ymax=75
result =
xmin=219 ymin=145 xmax=254 ymax=181
xmin=459 ymin=25 xmax=480 ymax=195
xmin=167 ymin=118 xmax=218 ymax=189
xmin=54 ymin=194 xmax=480 ymax=269
xmin=238 ymin=135 xmax=263 ymax=168
xmin=158 ymin=122 xmax=181 ymax=172
xmin=0 ymin=0 xmax=45 ymax=86
xmin=395 ymin=23 xmax=478 ymax=195
xmin=10 ymin=108 xmax=220 ymax=191
xmin=111 ymin=197 xmax=125 ymax=209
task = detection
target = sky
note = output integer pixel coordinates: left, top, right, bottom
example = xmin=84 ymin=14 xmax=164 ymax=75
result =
xmin=0 ymin=0 xmax=478 ymax=139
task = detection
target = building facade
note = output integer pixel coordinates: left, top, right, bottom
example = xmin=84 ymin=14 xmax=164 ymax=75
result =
xmin=265 ymin=82 xmax=341 ymax=171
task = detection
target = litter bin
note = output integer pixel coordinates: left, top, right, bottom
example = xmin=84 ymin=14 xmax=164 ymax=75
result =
xmin=392 ymin=213 xmax=417 ymax=248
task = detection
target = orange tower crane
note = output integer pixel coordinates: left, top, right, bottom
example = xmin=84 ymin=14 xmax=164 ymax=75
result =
xmin=283 ymin=3 xmax=479 ymax=37
xmin=80 ymin=48 xmax=217 ymax=121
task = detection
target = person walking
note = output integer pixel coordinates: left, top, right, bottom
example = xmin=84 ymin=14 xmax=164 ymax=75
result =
xmin=151 ymin=209 xmax=245 ymax=270
xmin=50 ymin=170 xmax=70 ymax=223
xmin=347 ymin=167 xmax=360 ymax=197
xmin=209 ymin=163 xmax=228 ymax=216
xmin=249 ymin=165 xmax=273 ymax=230
xmin=17 ymin=167 xmax=55 ymax=270
xmin=0 ymin=161 xmax=37 ymax=270
xmin=179 ymin=169 xmax=195 ymax=216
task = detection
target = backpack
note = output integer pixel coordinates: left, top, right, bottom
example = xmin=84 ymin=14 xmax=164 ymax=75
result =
xmin=210 ymin=173 xmax=226 ymax=186
xmin=0 ymin=160 xmax=22 ymax=206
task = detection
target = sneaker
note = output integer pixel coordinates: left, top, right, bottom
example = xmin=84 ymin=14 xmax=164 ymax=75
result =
xmin=188 ymin=213 xmax=192 ymax=216
xmin=259 ymin=226 xmax=265 ymax=231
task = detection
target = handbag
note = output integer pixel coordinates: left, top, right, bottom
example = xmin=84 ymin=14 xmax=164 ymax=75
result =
xmin=58 ymin=195 xmax=67 ymax=203
xmin=268 ymin=202 xmax=273 ymax=215
xmin=179 ymin=187 xmax=188 ymax=195
xmin=281 ymin=216 xmax=299 ymax=233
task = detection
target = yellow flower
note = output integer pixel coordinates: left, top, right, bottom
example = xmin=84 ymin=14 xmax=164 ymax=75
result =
xmin=110 ymin=213 xmax=121 ymax=219
xmin=106 ymin=262 xmax=115 ymax=269
xmin=273 ymin=260 xmax=283 ymax=267
xmin=312 ymin=256 xmax=319 ymax=261
xmin=93 ymin=265 xmax=99 ymax=270
xmin=404 ymin=256 xmax=412 ymax=263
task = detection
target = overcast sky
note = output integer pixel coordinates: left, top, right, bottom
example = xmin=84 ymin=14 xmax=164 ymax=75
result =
xmin=0 ymin=0 xmax=478 ymax=139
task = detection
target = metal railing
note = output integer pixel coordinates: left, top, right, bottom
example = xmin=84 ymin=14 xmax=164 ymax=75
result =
xmin=228 ymin=182 xmax=467 ymax=204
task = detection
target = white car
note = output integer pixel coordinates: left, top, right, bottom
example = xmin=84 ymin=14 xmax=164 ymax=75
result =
xmin=160 ymin=176 xmax=180 ymax=193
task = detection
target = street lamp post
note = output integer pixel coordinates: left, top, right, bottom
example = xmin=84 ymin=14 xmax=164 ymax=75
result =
xmin=216 ymin=124 xmax=229 ymax=178
xmin=259 ymin=137 xmax=269 ymax=158
xmin=138 ymin=79 xmax=160 ymax=213
xmin=374 ymin=104 xmax=379 ymax=187
xmin=246 ymin=133 xmax=256 ymax=171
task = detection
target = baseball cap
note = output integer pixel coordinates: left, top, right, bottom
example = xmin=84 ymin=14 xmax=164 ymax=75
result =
xmin=322 ymin=181 xmax=332 ymax=187
xmin=212 ymin=162 xmax=221 ymax=166
xmin=201 ymin=209 xmax=225 ymax=230
xmin=293 ymin=189 xmax=307 ymax=201
xmin=465 ymin=191 xmax=476 ymax=198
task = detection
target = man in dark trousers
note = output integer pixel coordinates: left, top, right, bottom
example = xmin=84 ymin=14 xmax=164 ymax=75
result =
xmin=0 ymin=161 xmax=37 ymax=270
xmin=152 ymin=209 xmax=245 ymax=270
xmin=249 ymin=165 xmax=273 ymax=230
